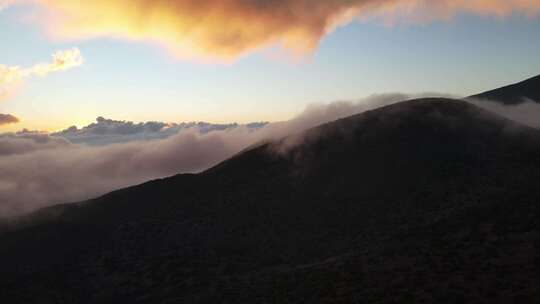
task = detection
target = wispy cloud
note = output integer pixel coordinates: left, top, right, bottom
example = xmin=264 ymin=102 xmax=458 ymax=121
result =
xmin=0 ymin=65 xmax=22 ymax=86
xmin=0 ymin=65 xmax=23 ymax=102
xmin=0 ymin=48 xmax=83 ymax=101
xmin=25 ymin=48 xmax=84 ymax=76
xmin=469 ymin=98 xmax=540 ymax=129
xmin=3 ymin=0 xmax=539 ymax=61
xmin=0 ymin=48 xmax=83 ymax=82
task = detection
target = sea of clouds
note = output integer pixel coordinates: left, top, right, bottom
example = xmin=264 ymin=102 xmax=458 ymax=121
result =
xmin=0 ymin=94 xmax=538 ymax=217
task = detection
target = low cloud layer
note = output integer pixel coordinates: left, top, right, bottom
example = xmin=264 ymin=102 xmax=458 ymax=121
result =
xmin=0 ymin=48 xmax=83 ymax=100
xmin=469 ymin=98 xmax=540 ymax=129
xmin=52 ymin=117 xmax=268 ymax=146
xmin=0 ymin=130 xmax=70 ymax=156
xmin=3 ymin=1 xmax=539 ymax=61
xmin=0 ymin=94 xmax=408 ymax=217
xmin=0 ymin=113 xmax=19 ymax=126
xmin=1 ymin=94 xmax=539 ymax=217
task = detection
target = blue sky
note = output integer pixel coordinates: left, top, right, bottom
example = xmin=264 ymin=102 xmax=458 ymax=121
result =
xmin=1 ymin=3 xmax=539 ymax=131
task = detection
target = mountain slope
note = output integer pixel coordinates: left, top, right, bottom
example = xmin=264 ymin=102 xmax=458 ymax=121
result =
xmin=2 ymin=98 xmax=540 ymax=303
xmin=470 ymin=74 xmax=540 ymax=104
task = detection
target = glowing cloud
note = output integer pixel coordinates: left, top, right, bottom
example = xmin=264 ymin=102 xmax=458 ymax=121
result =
xmin=0 ymin=48 xmax=83 ymax=100
xmin=0 ymin=65 xmax=24 ymax=102
xmin=2 ymin=0 xmax=535 ymax=61
xmin=0 ymin=65 xmax=21 ymax=85
xmin=20 ymin=48 xmax=84 ymax=77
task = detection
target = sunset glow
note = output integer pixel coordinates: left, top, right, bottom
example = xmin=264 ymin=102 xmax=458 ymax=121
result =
xmin=0 ymin=0 xmax=539 ymax=131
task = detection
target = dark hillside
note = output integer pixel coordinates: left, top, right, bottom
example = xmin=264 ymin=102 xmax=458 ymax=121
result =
xmin=2 ymin=98 xmax=540 ymax=303
xmin=470 ymin=74 xmax=540 ymax=104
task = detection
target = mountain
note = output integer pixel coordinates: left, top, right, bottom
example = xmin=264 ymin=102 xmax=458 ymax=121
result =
xmin=3 ymin=98 xmax=540 ymax=303
xmin=470 ymin=74 xmax=540 ymax=104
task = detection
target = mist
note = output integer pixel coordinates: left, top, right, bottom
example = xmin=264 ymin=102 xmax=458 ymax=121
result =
xmin=2 ymin=93 xmax=539 ymax=217
xmin=0 ymin=94 xmax=409 ymax=217
xmin=468 ymin=98 xmax=540 ymax=129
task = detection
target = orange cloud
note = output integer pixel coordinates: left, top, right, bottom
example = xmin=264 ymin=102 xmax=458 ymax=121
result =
xmin=5 ymin=1 xmax=540 ymax=61
xmin=24 ymin=47 xmax=84 ymax=76
xmin=31 ymin=0 xmax=364 ymax=62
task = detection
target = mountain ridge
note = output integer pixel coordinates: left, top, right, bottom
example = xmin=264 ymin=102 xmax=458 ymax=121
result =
xmin=470 ymin=74 xmax=540 ymax=104
xmin=3 ymin=97 xmax=540 ymax=302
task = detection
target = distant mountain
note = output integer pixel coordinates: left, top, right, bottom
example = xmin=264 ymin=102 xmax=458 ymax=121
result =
xmin=3 ymin=97 xmax=540 ymax=303
xmin=470 ymin=74 xmax=540 ymax=104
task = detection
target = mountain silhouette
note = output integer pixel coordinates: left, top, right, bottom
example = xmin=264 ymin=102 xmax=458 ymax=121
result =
xmin=470 ymin=74 xmax=540 ymax=104
xmin=2 ymin=98 xmax=540 ymax=303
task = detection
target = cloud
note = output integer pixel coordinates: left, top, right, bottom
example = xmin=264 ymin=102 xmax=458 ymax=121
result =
xmin=0 ymin=65 xmax=22 ymax=100
xmin=0 ymin=129 xmax=70 ymax=156
xmin=0 ymin=93 xmax=407 ymax=217
xmin=52 ymin=117 xmax=268 ymax=146
xmin=0 ymin=48 xmax=83 ymax=84
xmin=0 ymin=93 xmax=537 ymax=217
xmin=468 ymin=98 xmax=540 ymax=129
xmin=3 ymin=0 xmax=538 ymax=61
xmin=0 ymin=65 xmax=21 ymax=85
xmin=0 ymin=113 xmax=20 ymax=126
xmin=0 ymin=48 xmax=83 ymax=100
xmin=25 ymin=48 xmax=84 ymax=76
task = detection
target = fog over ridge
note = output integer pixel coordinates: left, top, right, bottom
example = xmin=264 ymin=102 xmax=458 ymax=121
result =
xmin=0 ymin=93 xmax=538 ymax=217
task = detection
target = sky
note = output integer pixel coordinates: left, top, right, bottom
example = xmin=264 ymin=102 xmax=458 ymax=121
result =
xmin=1 ymin=0 xmax=540 ymax=132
